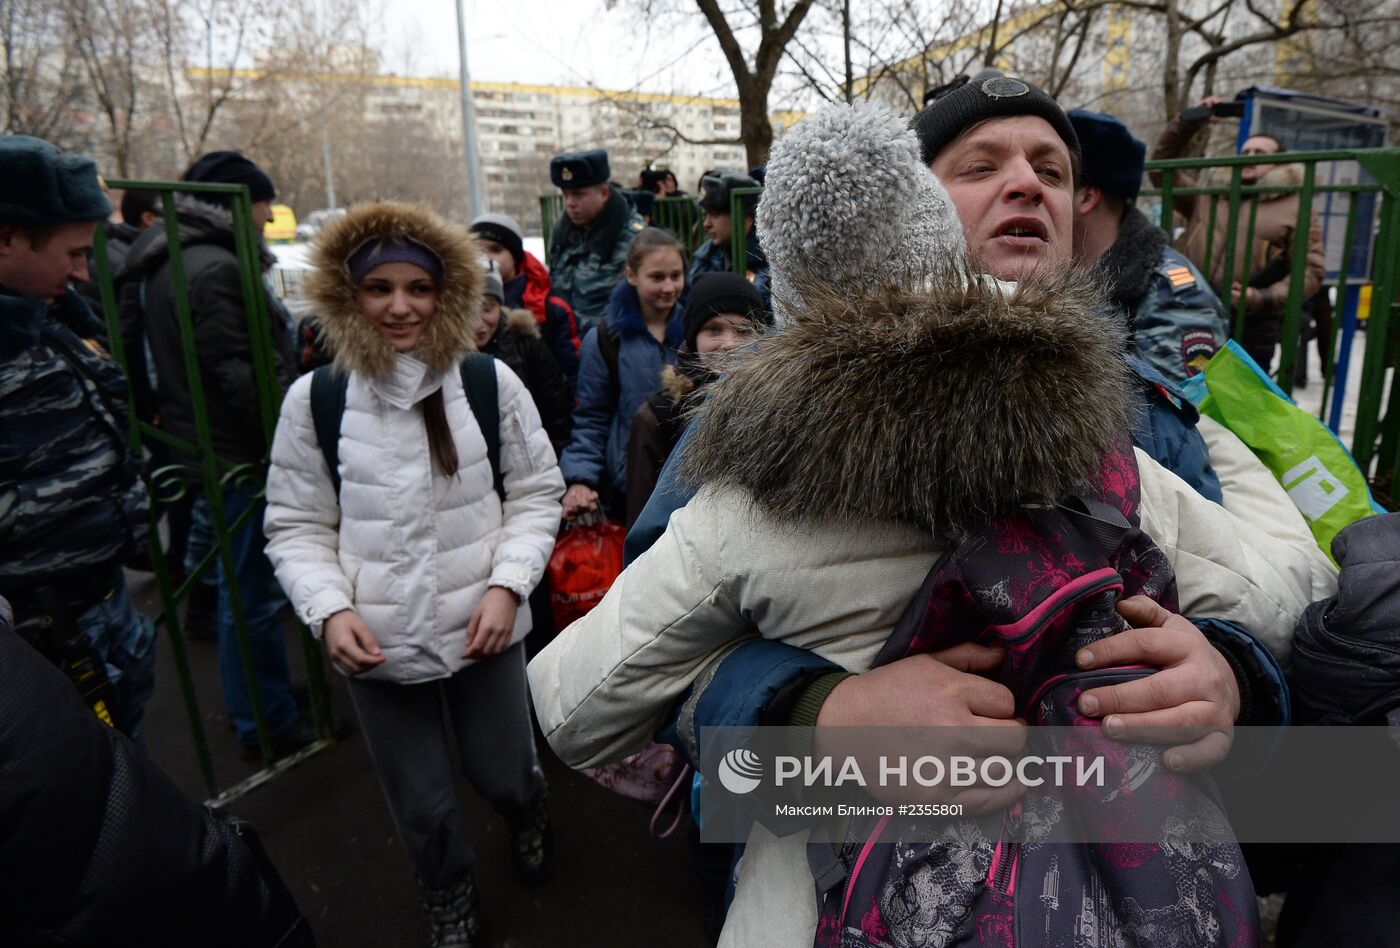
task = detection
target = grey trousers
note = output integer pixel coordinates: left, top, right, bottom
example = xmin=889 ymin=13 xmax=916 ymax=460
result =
xmin=346 ymin=642 xmax=547 ymax=889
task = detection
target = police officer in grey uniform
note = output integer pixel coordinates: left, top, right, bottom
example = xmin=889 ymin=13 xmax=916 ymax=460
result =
xmin=1068 ymin=109 xmax=1230 ymax=383
xmin=546 ymin=148 xmax=645 ymax=334
xmin=0 ymin=135 xmax=157 ymax=743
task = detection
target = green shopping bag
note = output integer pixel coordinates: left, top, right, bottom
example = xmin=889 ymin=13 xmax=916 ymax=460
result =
xmin=1179 ymin=340 xmax=1383 ymax=566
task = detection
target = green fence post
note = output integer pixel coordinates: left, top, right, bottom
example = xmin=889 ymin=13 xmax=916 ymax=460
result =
xmin=1275 ymin=161 xmax=1316 ymax=397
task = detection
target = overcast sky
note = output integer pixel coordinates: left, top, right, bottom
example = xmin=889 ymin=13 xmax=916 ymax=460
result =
xmin=384 ymin=0 xmax=738 ymax=97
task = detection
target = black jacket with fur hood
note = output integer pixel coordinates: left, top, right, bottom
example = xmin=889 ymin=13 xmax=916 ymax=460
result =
xmin=126 ymin=195 xmax=296 ymax=471
xmin=480 ymin=306 xmax=573 ymax=457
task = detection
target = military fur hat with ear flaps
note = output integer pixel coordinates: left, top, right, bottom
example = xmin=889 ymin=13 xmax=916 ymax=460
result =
xmin=306 ymin=201 xmax=483 ymax=381
xmin=681 ymin=102 xmax=1136 ymax=536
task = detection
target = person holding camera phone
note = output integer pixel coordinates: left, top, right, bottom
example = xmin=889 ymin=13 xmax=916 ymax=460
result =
xmin=1151 ymin=95 xmax=1325 ymax=372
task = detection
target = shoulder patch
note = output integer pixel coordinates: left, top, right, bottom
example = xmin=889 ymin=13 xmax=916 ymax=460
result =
xmin=1165 ymin=265 xmax=1197 ymax=293
xmin=630 ymin=220 xmax=644 ymax=232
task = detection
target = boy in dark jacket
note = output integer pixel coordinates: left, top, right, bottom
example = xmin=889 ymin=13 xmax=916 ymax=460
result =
xmin=124 ymin=151 xmax=308 ymax=760
xmin=475 ymin=262 xmax=574 ymax=458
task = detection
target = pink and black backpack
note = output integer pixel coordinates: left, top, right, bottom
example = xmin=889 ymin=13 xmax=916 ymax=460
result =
xmin=810 ymin=438 xmax=1258 ymax=948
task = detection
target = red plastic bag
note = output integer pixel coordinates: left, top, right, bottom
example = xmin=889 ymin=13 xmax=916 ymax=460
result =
xmin=546 ymin=517 xmax=627 ymax=631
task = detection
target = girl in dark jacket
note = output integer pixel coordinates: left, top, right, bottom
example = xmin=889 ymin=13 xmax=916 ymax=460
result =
xmin=559 ymin=227 xmax=686 ymax=520
xmin=475 ymin=263 xmax=573 ymax=457
xmin=626 ymin=271 xmax=772 ymax=526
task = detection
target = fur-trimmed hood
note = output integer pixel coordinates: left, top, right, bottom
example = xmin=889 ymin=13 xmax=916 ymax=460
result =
xmin=498 ymin=306 xmax=540 ymax=339
xmin=125 ymin=193 xmax=276 ymax=276
xmin=1204 ymin=160 xmax=1305 ymax=199
xmin=305 ymin=201 xmax=482 ymax=381
xmin=679 ymin=268 xmax=1136 ymax=537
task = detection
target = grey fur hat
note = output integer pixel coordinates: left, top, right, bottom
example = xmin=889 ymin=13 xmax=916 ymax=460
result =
xmin=756 ymin=102 xmax=966 ymax=323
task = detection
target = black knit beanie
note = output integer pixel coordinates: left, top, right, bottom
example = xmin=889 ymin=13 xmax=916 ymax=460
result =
xmin=470 ymin=212 xmax=525 ymax=264
xmin=911 ymin=68 xmax=1080 ymax=166
xmin=683 ymin=271 xmax=770 ymax=351
xmin=182 ymin=151 xmax=276 ymax=207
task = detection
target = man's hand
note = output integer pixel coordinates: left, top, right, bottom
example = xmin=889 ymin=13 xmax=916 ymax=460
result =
xmin=1230 ymin=282 xmax=1265 ymax=313
xmin=814 ymin=643 xmax=1027 ymax=810
xmin=562 ymin=484 xmax=599 ymax=520
xmin=463 ymin=586 xmax=519 ymax=659
xmin=1186 ymin=96 xmax=1226 ymax=123
xmin=1076 ymin=596 xmax=1240 ymax=771
xmin=324 ymin=609 xmax=385 ymax=675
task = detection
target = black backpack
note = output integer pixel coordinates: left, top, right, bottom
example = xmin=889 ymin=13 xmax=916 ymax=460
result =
xmin=309 ymin=352 xmax=504 ymax=501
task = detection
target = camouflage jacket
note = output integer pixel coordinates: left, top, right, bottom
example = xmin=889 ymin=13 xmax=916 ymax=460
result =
xmin=0 ymin=287 xmax=149 ymax=595
xmin=547 ymin=191 xmax=644 ymax=334
xmin=1096 ymin=207 xmax=1230 ymax=384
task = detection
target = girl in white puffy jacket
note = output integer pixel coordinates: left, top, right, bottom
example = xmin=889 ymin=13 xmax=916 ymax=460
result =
xmin=262 ymin=202 xmax=564 ymax=947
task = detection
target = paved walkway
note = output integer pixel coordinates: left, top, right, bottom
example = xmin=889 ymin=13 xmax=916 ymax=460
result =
xmin=129 ymin=573 xmax=712 ymax=947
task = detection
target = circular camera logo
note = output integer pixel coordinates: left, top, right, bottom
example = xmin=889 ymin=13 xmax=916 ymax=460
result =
xmin=718 ymin=748 xmax=764 ymax=795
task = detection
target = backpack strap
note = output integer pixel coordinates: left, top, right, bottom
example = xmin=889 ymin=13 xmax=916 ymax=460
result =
xmin=311 ymin=357 xmax=504 ymax=503
xmin=310 ymin=365 xmax=349 ymax=496
xmin=460 ymin=352 xmax=504 ymax=502
xmin=596 ymin=322 xmax=621 ymax=406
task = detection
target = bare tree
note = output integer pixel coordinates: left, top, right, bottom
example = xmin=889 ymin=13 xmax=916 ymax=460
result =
xmin=1 ymin=0 xmax=83 ymax=143
xmin=59 ymin=0 xmax=149 ymax=174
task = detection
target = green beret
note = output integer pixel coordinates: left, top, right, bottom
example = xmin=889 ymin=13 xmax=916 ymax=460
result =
xmin=0 ymin=135 xmax=111 ymax=226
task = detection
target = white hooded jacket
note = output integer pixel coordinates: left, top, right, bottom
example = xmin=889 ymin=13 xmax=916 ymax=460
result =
xmin=263 ymin=202 xmax=564 ymax=684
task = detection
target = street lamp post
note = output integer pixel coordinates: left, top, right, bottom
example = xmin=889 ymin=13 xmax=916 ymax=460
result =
xmin=454 ymin=0 xmax=487 ymax=216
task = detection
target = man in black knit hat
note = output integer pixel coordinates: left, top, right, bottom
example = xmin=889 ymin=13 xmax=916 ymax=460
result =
xmin=125 ymin=151 xmax=309 ymax=761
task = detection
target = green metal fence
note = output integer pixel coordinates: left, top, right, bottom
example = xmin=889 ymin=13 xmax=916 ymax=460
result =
xmin=93 ymin=179 xmax=336 ymax=806
xmin=1143 ymin=148 xmax=1400 ymax=504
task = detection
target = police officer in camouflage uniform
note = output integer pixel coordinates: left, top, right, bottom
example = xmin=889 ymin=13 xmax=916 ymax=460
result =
xmin=1068 ymin=109 xmax=1230 ymax=383
xmin=0 ymin=135 xmax=157 ymax=743
xmin=546 ymin=148 xmax=645 ymax=334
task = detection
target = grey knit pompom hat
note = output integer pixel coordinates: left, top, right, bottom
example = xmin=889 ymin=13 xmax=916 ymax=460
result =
xmin=756 ymin=102 xmax=967 ymax=323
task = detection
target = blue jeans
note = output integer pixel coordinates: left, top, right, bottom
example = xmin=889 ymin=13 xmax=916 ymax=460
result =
xmin=78 ymin=571 xmax=158 ymax=745
xmin=211 ymin=484 xmax=299 ymax=745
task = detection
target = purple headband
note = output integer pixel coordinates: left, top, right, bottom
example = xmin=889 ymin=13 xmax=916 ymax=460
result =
xmin=346 ymin=235 xmax=444 ymax=286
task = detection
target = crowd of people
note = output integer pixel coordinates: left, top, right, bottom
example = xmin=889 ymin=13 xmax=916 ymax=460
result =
xmin=0 ymin=64 xmax=1394 ymax=948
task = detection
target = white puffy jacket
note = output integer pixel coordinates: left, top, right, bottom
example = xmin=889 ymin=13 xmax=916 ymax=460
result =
xmin=265 ymin=354 xmax=564 ymax=684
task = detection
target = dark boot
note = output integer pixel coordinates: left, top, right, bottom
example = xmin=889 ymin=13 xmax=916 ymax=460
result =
xmin=419 ymin=873 xmax=480 ymax=948
xmin=508 ymin=793 xmax=554 ymax=886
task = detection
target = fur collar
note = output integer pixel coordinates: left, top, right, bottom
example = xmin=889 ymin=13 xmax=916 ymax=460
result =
xmin=0 ymin=286 xmax=103 ymax=352
xmin=549 ymin=189 xmax=635 ymax=261
xmin=125 ymin=194 xmax=275 ymax=275
xmin=304 ymin=202 xmax=482 ymax=381
xmin=606 ymin=281 xmax=685 ymax=346
xmin=679 ymin=269 xmax=1136 ymax=536
xmin=1205 ymin=161 xmax=1305 ymax=199
xmin=1095 ymin=207 xmax=1169 ymax=316
xmin=502 ymin=306 xmax=540 ymax=339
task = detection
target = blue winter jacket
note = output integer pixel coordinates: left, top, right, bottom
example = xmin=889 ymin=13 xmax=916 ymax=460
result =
xmin=558 ymin=281 xmax=683 ymax=498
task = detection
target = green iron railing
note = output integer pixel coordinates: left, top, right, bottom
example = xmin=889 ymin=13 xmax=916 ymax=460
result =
xmin=1143 ymin=148 xmax=1400 ymax=503
xmin=93 ymin=179 xmax=337 ymax=806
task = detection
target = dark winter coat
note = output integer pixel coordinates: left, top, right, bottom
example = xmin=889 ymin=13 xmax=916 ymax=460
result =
xmin=1292 ymin=512 xmax=1400 ymax=725
xmin=125 ymin=195 xmax=296 ymax=473
xmin=547 ymin=190 xmax=645 ymax=333
xmin=0 ymin=595 xmax=312 ymax=946
xmin=0 ymin=287 xmax=149 ymax=598
xmin=505 ymin=251 xmax=581 ymax=387
xmin=625 ymin=358 xmax=708 ymax=527
xmin=558 ymin=281 xmax=683 ymax=499
xmin=479 ymin=306 xmax=574 ymax=457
